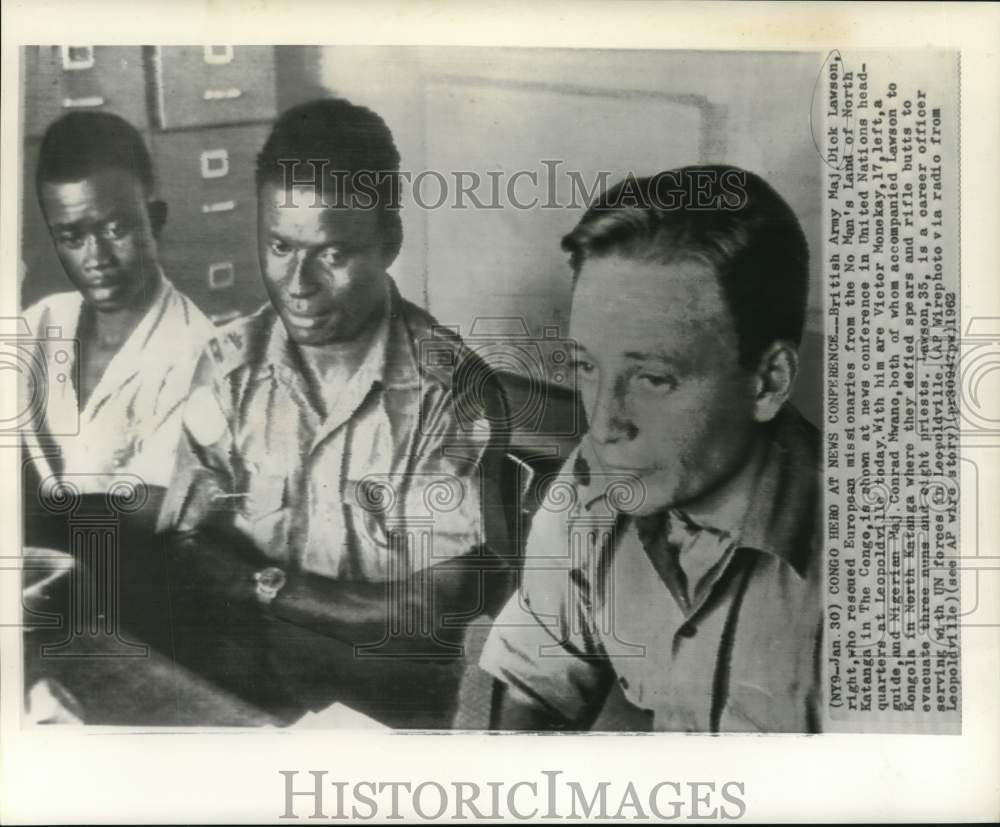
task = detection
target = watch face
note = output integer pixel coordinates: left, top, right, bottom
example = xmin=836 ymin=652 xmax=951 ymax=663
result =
xmin=255 ymin=566 xmax=286 ymax=596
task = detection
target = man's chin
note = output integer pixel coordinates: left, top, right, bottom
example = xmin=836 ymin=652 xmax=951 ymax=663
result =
xmin=284 ymin=326 xmax=333 ymax=347
xmin=81 ymin=281 xmax=148 ymax=312
xmin=280 ymin=314 xmax=338 ymax=346
xmin=84 ymin=293 xmax=130 ymax=312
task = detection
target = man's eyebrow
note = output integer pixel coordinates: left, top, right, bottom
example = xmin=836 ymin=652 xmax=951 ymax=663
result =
xmin=268 ymin=229 xmax=305 ymax=245
xmin=623 ymin=350 xmax=687 ymax=368
xmin=268 ymin=229 xmax=354 ymax=249
xmin=50 ymin=218 xmax=85 ymax=232
xmin=52 ymin=209 xmax=125 ymax=231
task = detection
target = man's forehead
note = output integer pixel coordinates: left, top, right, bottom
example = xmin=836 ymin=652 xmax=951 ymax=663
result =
xmin=571 ymin=256 xmax=729 ymax=328
xmin=259 ymin=181 xmax=379 ymax=231
xmin=40 ymin=169 xmax=144 ymax=217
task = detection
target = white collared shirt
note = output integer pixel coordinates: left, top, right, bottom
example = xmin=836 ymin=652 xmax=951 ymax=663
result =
xmin=21 ymin=272 xmax=213 ymax=492
xmin=480 ymin=406 xmax=824 ymax=732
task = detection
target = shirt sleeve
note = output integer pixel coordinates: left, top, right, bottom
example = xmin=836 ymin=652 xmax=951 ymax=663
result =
xmin=129 ymin=348 xmax=205 ymax=490
xmin=479 ymin=487 xmax=614 ymax=726
xmin=155 ymin=353 xmax=238 ymax=535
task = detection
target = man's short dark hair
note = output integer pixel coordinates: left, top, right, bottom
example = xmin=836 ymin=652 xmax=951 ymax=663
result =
xmin=561 ymin=165 xmax=810 ymax=369
xmin=256 ymin=98 xmax=403 ymax=265
xmin=36 ymin=111 xmax=155 ymax=196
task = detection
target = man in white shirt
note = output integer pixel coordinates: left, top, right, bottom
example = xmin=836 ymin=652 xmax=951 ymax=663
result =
xmin=21 ymin=111 xmax=212 ymax=495
xmin=480 ymin=167 xmax=823 ymax=732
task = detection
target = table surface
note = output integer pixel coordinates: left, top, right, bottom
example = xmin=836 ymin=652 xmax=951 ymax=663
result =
xmin=21 ymin=497 xmax=466 ymax=729
xmin=24 ymin=625 xmax=282 ymax=727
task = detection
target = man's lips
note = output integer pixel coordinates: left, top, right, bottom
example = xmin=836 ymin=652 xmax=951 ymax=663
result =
xmin=603 ymin=465 xmax=658 ymax=475
xmin=590 ymin=452 xmax=659 ymax=475
xmin=85 ymin=277 xmax=127 ymax=301
xmin=282 ymin=303 xmax=336 ymax=328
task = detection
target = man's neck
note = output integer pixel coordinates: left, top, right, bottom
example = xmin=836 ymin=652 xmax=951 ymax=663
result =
xmin=82 ymin=269 xmax=159 ymax=350
xmin=87 ymin=304 xmax=145 ymax=350
xmin=294 ymin=312 xmax=385 ymax=418
xmin=297 ymin=324 xmax=378 ymax=382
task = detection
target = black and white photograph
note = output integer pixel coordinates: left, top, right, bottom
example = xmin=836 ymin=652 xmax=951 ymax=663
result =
xmin=15 ymin=43 xmax=829 ymax=733
xmin=1 ymin=2 xmax=998 ymax=824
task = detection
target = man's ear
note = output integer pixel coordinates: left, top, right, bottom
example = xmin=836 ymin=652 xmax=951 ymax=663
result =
xmin=147 ymin=199 xmax=168 ymax=238
xmin=751 ymin=341 xmax=799 ymax=423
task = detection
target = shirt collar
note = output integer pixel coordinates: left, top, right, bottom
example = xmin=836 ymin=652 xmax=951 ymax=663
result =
xmin=37 ymin=266 xmax=169 ymax=344
xmin=381 ymin=278 xmax=423 ymax=391
xmin=733 ymin=407 xmax=819 ymax=576
xmin=574 ymin=405 xmax=818 ymax=577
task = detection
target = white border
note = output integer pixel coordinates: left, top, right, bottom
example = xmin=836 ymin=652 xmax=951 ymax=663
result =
xmin=2 ymin=2 xmax=998 ymax=823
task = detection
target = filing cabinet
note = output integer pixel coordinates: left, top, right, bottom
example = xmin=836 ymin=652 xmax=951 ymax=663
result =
xmin=152 ymin=124 xmax=272 ymax=319
xmin=151 ymin=46 xmax=278 ymax=130
xmin=23 ymin=46 xmax=149 ymax=138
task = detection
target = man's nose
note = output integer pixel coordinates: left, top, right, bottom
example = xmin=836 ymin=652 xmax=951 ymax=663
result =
xmin=287 ymin=251 xmax=319 ymax=297
xmin=586 ymin=378 xmax=637 ymax=444
xmin=83 ymin=234 xmax=114 ymax=269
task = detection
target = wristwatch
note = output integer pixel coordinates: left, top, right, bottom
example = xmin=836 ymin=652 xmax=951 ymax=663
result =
xmin=254 ymin=566 xmax=287 ymax=606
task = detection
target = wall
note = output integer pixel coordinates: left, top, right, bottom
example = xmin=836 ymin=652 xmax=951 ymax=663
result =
xmin=318 ymin=48 xmax=824 ymax=423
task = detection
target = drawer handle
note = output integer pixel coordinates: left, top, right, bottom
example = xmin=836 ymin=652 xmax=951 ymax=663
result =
xmin=203 ymin=88 xmax=243 ymax=101
xmin=201 ymin=200 xmax=236 ymax=214
xmin=60 ymin=46 xmax=95 ymax=71
xmin=207 ymin=262 xmax=235 ymax=290
xmin=199 ymin=149 xmax=230 ymax=179
xmin=203 ymin=45 xmax=234 ymax=65
xmin=62 ymin=95 xmax=106 ymax=109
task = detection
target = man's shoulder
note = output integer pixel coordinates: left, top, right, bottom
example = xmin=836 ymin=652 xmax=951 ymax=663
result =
xmin=765 ymin=404 xmax=822 ymax=578
xmin=163 ymin=279 xmax=214 ymax=337
xmin=393 ymin=296 xmax=499 ymax=399
xmin=773 ymin=404 xmax=822 ymax=484
xmin=193 ymin=306 xmax=273 ymax=386
xmin=22 ymin=290 xmax=81 ymax=334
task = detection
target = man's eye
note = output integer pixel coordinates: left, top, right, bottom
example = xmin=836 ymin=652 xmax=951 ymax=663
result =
xmin=570 ymin=358 xmax=597 ymax=376
xmin=102 ymin=222 xmax=128 ymax=241
xmin=318 ymin=247 xmax=349 ymax=268
xmin=636 ymin=373 xmax=677 ymax=392
xmin=269 ymin=239 xmax=292 ymax=256
xmin=57 ymin=233 xmax=84 ymax=249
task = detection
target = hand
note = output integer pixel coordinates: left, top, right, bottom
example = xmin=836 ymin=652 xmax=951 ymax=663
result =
xmin=164 ymin=527 xmax=266 ymax=609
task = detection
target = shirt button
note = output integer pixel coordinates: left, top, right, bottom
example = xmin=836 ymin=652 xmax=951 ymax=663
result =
xmin=677 ymin=623 xmax=697 ymax=638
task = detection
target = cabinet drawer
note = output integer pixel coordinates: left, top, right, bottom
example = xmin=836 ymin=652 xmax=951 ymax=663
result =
xmin=151 ymin=123 xmax=270 ymax=214
xmin=160 ymin=244 xmax=267 ymax=322
xmin=24 ymin=46 xmax=149 ymax=138
xmin=152 ymin=46 xmax=277 ymax=130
